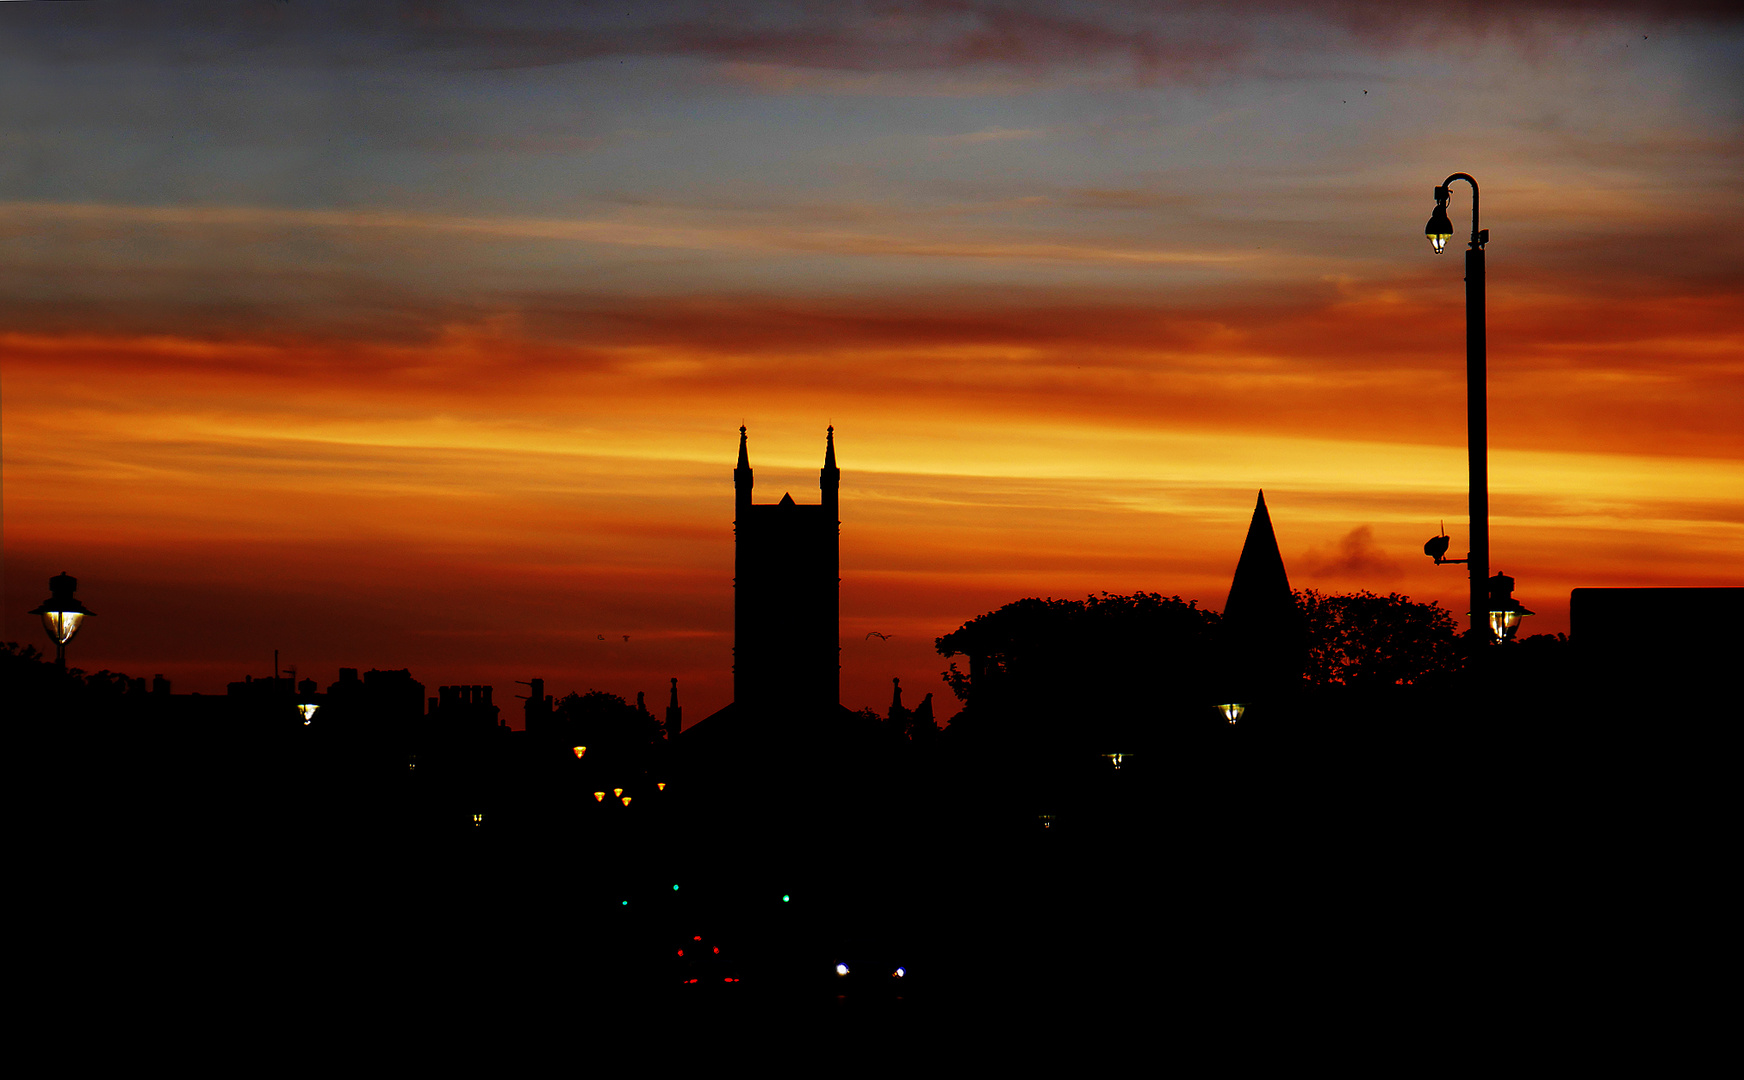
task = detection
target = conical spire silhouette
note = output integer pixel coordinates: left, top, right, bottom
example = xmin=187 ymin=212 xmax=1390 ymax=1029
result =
xmin=1225 ymin=491 xmax=1293 ymax=622
xmin=1221 ymin=491 xmax=1306 ymax=700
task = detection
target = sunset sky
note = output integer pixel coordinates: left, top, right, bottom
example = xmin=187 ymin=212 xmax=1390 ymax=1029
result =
xmin=4 ymin=1 xmax=1741 ymax=724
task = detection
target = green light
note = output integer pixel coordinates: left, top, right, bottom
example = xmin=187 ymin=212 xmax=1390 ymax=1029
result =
xmin=672 ymin=884 xmax=680 ymax=891
xmin=782 ymin=894 xmax=790 ymax=903
xmin=620 ymin=900 xmax=628 ymax=906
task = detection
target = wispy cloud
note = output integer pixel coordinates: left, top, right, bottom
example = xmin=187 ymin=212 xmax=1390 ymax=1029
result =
xmin=932 ymin=126 xmax=1048 ymax=145
xmin=0 ymin=200 xmax=1260 ymax=267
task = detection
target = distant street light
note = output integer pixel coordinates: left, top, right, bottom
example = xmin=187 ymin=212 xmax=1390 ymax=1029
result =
xmin=30 ymin=572 xmax=92 ymax=669
xmin=1423 ymin=173 xmax=1498 ymax=654
xmin=297 ymin=703 xmax=319 ymax=725
xmin=1215 ymin=703 xmax=1247 ymax=724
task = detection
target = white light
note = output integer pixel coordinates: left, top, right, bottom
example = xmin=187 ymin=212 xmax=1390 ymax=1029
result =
xmin=893 ymin=967 xmax=906 ymax=978
xmin=835 ymin=963 xmax=849 ymax=977
xmin=42 ymin=610 xmax=84 ymax=645
xmin=298 ymin=704 xmax=319 ymax=723
xmin=1430 ymin=235 xmax=1449 ymax=254
xmin=1489 ymin=609 xmax=1523 ymax=642
xmin=1217 ymin=703 xmax=1247 ymax=723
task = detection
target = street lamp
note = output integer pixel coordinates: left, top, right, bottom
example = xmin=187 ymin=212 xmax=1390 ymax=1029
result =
xmin=1487 ymin=572 xmax=1534 ymax=643
xmin=1423 ymin=173 xmax=1494 ymax=655
xmin=1215 ymin=703 xmax=1247 ymax=724
xmin=29 ymin=572 xmax=92 ymax=669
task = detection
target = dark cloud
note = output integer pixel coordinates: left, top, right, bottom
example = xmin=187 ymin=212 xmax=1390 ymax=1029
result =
xmin=6 ymin=1 xmax=1735 ymax=76
xmin=1301 ymin=525 xmax=1401 ymax=580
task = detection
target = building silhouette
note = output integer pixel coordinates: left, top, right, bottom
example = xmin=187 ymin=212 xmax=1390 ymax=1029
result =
xmin=664 ymin=677 xmax=682 ymax=739
xmin=1220 ymin=490 xmax=1307 ymax=704
xmin=732 ymin=425 xmax=841 ymax=719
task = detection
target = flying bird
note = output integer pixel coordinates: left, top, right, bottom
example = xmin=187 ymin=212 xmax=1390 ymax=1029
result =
xmin=865 ymin=632 xmax=891 ymax=641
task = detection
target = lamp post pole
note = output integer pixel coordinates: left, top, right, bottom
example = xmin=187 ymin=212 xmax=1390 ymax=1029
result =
xmin=1426 ymin=174 xmax=1490 ymax=655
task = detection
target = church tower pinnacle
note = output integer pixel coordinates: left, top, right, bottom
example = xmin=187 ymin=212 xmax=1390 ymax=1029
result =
xmin=734 ymin=425 xmax=752 ymax=514
xmin=821 ymin=425 xmax=839 ymax=518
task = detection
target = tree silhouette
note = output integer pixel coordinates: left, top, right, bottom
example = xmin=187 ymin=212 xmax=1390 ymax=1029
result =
xmin=935 ymin=592 xmax=1221 ymax=748
xmin=551 ymin=689 xmax=663 ymax=756
xmin=1296 ymin=589 xmax=1461 ymax=688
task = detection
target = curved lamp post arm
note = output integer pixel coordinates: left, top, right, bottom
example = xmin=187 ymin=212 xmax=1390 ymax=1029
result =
xmin=1440 ymin=173 xmax=1487 ymax=250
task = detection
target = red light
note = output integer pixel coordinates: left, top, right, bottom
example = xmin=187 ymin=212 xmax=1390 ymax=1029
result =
xmin=693 ymin=935 xmax=702 ymax=941
xmin=676 ymin=949 xmax=684 ymax=956
xmin=713 ymin=947 xmax=720 ymax=954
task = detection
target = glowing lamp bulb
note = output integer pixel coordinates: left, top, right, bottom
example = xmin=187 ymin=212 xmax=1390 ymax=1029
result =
xmin=613 ymin=788 xmax=624 ymax=797
xmin=43 ymin=610 xmax=85 ymax=645
xmin=656 ymin=782 xmax=666 ymax=791
xmin=621 ymin=796 xmax=631 ymax=806
xmin=593 ymin=791 xmax=606 ymax=802
xmin=572 ymin=746 xmax=586 ymax=758
xmin=836 ymin=963 xmax=850 ymax=977
xmin=1216 ymin=702 xmax=1247 ymax=724
xmin=298 ymin=704 xmax=319 ymax=724
xmin=1489 ymin=608 xmax=1523 ymax=642
xmin=893 ymin=967 xmax=906 ymax=978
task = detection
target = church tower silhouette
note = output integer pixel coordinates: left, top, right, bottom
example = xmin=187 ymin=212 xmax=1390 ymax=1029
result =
xmin=732 ymin=426 xmax=841 ymax=718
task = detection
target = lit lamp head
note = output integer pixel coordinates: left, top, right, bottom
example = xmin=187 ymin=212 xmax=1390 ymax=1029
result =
xmin=1486 ymin=571 xmax=1534 ymax=643
xmin=30 ymin=572 xmax=92 ymax=664
xmin=1425 ymin=187 xmax=1454 ymax=254
xmin=1215 ymin=702 xmax=1248 ymax=724
xmin=297 ymin=703 xmax=319 ymax=725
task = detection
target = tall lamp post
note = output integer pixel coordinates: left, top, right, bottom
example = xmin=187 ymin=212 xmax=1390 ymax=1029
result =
xmin=1424 ymin=174 xmax=1492 ymax=655
xmin=29 ymin=571 xmax=93 ymax=670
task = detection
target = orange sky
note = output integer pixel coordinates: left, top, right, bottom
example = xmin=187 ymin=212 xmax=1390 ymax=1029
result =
xmin=4 ymin=3 xmax=1741 ymax=723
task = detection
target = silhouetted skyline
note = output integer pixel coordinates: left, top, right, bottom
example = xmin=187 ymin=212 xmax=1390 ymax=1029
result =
xmin=5 ymin=4 xmax=1742 ymax=717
